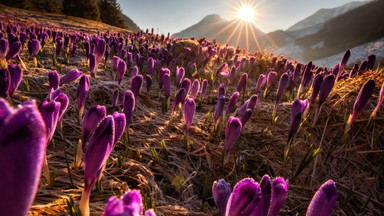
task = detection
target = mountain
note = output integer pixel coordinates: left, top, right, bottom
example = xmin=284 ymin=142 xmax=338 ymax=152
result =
xmin=172 ymin=14 xmax=265 ymax=51
xmin=287 ymin=1 xmax=368 ymax=32
xmin=121 ymin=14 xmax=140 ymax=32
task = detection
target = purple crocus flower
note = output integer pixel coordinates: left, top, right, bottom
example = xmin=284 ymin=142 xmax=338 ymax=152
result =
xmin=176 ymin=67 xmax=185 ymax=87
xmin=103 ymin=190 xmax=151 ymax=216
xmin=80 ymin=116 xmax=116 ymax=216
xmin=148 ymin=57 xmax=155 ymax=76
xmin=272 ymin=73 xmax=289 ymax=118
xmin=146 ymin=74 xmax=152 ymax=93
xmin=236 ymin=95 xmax=258 ymax=117
xmin=370 ymin=81 xmax=384 ymax=120
xmin=117 ymin=59 xmax=126 ymax=85
xmin=0 ymin=38 xmax=9 ymax=59
xmin=131 ymin=65 xmax=138 ymax=79
xmin=346 ymin=79 xmax=375 ymax=133
xmin=225 ymin=178 xmax=261 ymax=216
xmin=95 ymin=39 xmax=106 ymax=65
xmin=298 ymin=61 xmax=313 ymax=98
xmin=285 ymin=99 xmax=308 ymax=158
xmin=268 ymin=177 xmax=288 ymax=216
xmin=8 ymin=64 xmax=22 ymax=99
xmin=59 ymin=69 xmax=82 ymax=86
xmin=131 ymin=75 xmax=143 ymax=100
xmin=77 ymin=75 xmax=90 ymax=118
xmin=112 ymin=112 xmax=126 ymax=146
xmin=339 ymin=49 xmax=350 ymax=73
xmin=159 ymin=68 xmax=169 ymax=89
xmin=112 ymin=88 xmax=119 ymax=110
xmin=30 ymin=39 xmax=40 ymax=56
xmin=292 ymin=63 xmax=302 ymax=85
xmin=237 ymin=73 xmax=248 ymax=93
xmin=56 ymin=38 xmax=63 ymax=57
xmin=69 ymin=44 xmax=78 ymax=57
xmin=226 ymin=92 xmax=240 ymax=117
xmin=215 ymin=63 xmax=228 ymax=79
xmin=307 ymin=73 xmax=324 ymax=113
xmin=50 ymin=89 xmax=69 ymax=124
xmin=0 ymin=99 xmax=46 ymax=216
xmin=240 ymin=108 xmax=253 ymax=127
xmin=89 ymin=53 xmax=96 ymax=77
xmin=306 ymin=180 xmax=337 ymax=216
xmin=5 ymin=41 xmax=21 ymax=62
xmin=172 ymin=88 xmax=186 ymax=116
xmin=313 ymin=75 xmax=335 ymax=125
xmin=224 ymin=117 xmax=242 ymax=164
xmin=112 ymin=56 xmax=120 ymax=73
xmin=183 ymin=98 xmax=196 ymax=138
xmin=264 ymin=71 xmax=278 ymax=98
xmin=82 ymin=105 xmax=106 ymax=148
xmin=255 ymin=74 xmax=266 ymax=94
xmin=201 ymin=79 xmax=208 ymax=100
xmin=214 ymin=95 xmax=225 ymax=126
xmin=212 ymin=179 xmax=231 ymax=215
xmin=251 ymin=175 xmax=272 ymax=216
xmin=180 ymin=78 xmax=191 ymax=103
xmin=0 ymin=68 xmax=10 ymax=98
xmin=48 ymin=71 xmax=60 ymax=90
xmin=366 ymin=54 xmax=376 ymax=71
xmin=38 ymin=99 xmax=60 ymax=145
xmin=190 ymin=79 xmax=200 ymax=100
xmin=122 ymin=90 xmax=135 ymax=127
xmin=163 ymin=73 xmax=171 ymax=101
xmin=218 ymin=83 xmax=226 ymax=98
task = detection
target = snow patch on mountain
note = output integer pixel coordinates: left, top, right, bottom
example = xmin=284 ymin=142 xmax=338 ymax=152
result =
xmin=313 ymin=37 xmax=384 ymax=67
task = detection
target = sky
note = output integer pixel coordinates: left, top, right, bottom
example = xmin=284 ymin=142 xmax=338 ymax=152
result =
xmin=117 ymin=0 xmax=365 ymax=34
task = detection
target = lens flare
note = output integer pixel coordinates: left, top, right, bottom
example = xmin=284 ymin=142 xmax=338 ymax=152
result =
xmin=238 ymin=5 xmax=255 ymax=21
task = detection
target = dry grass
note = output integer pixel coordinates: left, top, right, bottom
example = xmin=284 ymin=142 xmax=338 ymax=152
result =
xmin=1 ymin=5 xmax=383 ymax=216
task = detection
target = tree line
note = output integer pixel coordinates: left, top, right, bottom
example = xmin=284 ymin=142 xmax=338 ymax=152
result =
xmin=0 ymin=0 xmax=126 ymax=29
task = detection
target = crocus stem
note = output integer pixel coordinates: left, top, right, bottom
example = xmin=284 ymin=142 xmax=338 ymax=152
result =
xmin=79 ymin=190 xmax=90 ymax=216
xmin=345 ymin=114 xmax=354 ymax=135
xmin=16 ymin=55 xmax=28 ymax=70
xmin=313 ymin=105 xmax=322 ymax=126
xmin=34 ymin=57 xmax=37 ymax=68
xmin=75 ymin=140 xmax=83 ymax=169
xmin=297 ymin=85 xmax=302 ymax=99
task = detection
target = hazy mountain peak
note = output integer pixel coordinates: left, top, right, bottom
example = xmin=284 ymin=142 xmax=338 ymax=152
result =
xmin=287 ymin=1 xmax=369 ymax=32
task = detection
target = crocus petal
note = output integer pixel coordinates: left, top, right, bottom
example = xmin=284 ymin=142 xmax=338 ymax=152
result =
xmin=112 ymin=112 xmax=126 ymax=146
xmin=82 ymin=105 xmax=106 ymax=148
xmin=267 ymin=177 xmax=288 ymax=216
xmin=122 ymin=90 xmax=135 ymax=126
xmin=213 ymin=179 xmax=231 ymax=215
xmin=224 ymin=117 xmax=242 ymax=158
xmin=225 ymin=178 xmax=261 ymax=216
xmin=241 ymin=108 xmax=253 ymax=127
xmin=8 ymin=63 xmax=22 ymax=99
xmin=352 ymin=79 xmax=375 ymax=119
xmin=306 ymin=180 xmax=337 ymax=216
xmin=0 ymin=68 xmax=10 ymax=98
xmin=172 ymin=88 xmax=186 ymax=115
xmin=112 ymin=88 xmax=119 ymax=109
xmin=318 ymin=75 xmax=335 ymax=107
xmin=0 ymin=99 xmax=46 ymax=216
xmin=117 ymin=59 xmax=126 ymax=85
xmin=226 ymin=92 xmax=240 ymax=117
xmin=39 ymin=99 xmax=60 ymax=144
xmin=131 ymin=75 xmax=143 ymax=100
xmin=237 ymin=73 xmax=248 ymax=93
xmin=48 ymin=71 xmax=60 ymax=91
xmin=252 ymin=175 xmax=271 ymax=216
xmin=255 ymin=74 xmax=266 ymax=94
xmin=190 ymin=79 xmax=200 ymax=100
xmin=183 ymin=98 xmax=196 ymax=135
xmin=60 ymin=69 xmax=82 ymax=86
xmin=201 ymin=79 xmax=208 ymax=100
xmin=122 ymin=190 xmax=143 ymax=215
xmin=77 ymin=75 xmax=90 ymax=117
xmin=163 ymin=73 xmax=171 ymax=100
xmin=214 ymin=95 xmax=225 ymax=125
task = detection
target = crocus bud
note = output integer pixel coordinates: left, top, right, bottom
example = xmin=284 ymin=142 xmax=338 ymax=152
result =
xmin=201 ymin=79 xmax=208 ymax=100
xmin=287 ymin=99 xmax=308 ymax=152
xmin=0 ymin=99 xmax=46 ymax=216
xmin=190 ymin=79 xmax=200 ymax=100
xmin=6 ymin=41 xmax=21 ymax=61
xmin=346 ymin=79 xmax=375 ymax=133
xmin=77 ymin=75 xmax=90 ymax=118
xmin=50 ymin=89 xmax=69 ymax=123
xmin=268 ymin=177 xmax=289 ymax=216
xmin=292 ymin=63 xmax=302 ymax=85
xmin=237 ymin=73 xmax=248 ymax=93
xmin=306 ymin=180 xmax=337 ymax=216
xmin=146 ymin=74 xmax=152 ymax=93
xmin=112 ymin=56 xmax=120 ymax=73
xmin=309 ymin=73 xmax=324 ymax=107
xmin=148 ymin=57 xmax=155 ymax=76
xmin=103 ymin=190 xmax=145 ymax=216
xmin=218 ymin=83 xmax=226 ymax=98
xmin=82 ymin=105 xmax=106 ymax=148
xmin=224 ymin=117 xmax=242 ymax=163
xmin=80 ymin=116 xmax=115 ymax=216
xmin=225 ymin=178 xmax=261 ymax=216
xmin=183 ymin=98 xmax=196 ymax=137
xmin=176 ymin=67 xmax=185 ymax=87
xmin=266 ymin=71 xmax=278 ymax=89
xmin=8 ymin=64 xmax=22 ymax=99
xmin=172 ymin=88 xmax=186 ymax=115
xmin=60 ymin=69 xmax=82 ymax=86
xmin=226 ymin=92 xmax=240 ymax=117
xmin=131 ymin=65 xmax=138 ymax=79
xmin=39 ymin=99 xmax=60 ymax=144
xmin=112 ymin=112 xmax=126 ymax=146
xmin=145 ymin=209 xmax=157 ymax=216
xmin=181 ymin=78 xmax=191 ymax=103
xmin=298 ymin=61 xmax=313 ymax=97
xmin=131 ymin=75 xmax=143 ymax=100
xmin=255 ymin=74 xmax=266 ymax=94
xmin=215 ymin=63 xmax=228 ymax=78
xmin=70 ymin=44 xmax=78 ymax=57
xmin=159 ymin=68 xmax=169 ymax=89
xmin=112 ymin=88 xmax=119 ymax=109
xmin=56 ymin=38 xmax=63 ymax=57
xmin=0 ymin=38 xmax=8 ymax=58
xmin=240 ymin=108 xmax=253 ymax=127
xmin=366 ymin=54 xmax=376 ymax=71
xmin=89 ymin=53 xmax=96 ymax=77
xmin=122 ymin=90 xmax=135 ymax=127
xmin=339 ymin=49 xmax=350 ymax=73
xmin=252 ymin=175 xmax=271 ymax=216
xmin=370 ymin=81 xmax=384 ymax=119
xmin=313 ymin=75 xmax=335 ymax=125
xmin=48 ymin=71 xmax=60 ymax=90
xmin=117 ymin=59 xmax=126 ymax=85
xmin=95 ymin=39 xmax=106 ymax=65
xmin=212 ymin=179 xmax=231 ymax=215
xmin=214 ymin=95 xmax=225 ymax=126
xmin=30 ymin=39 xmax=40 ymax=56
xmin=0 ymin=68 xmax=10 ymax=98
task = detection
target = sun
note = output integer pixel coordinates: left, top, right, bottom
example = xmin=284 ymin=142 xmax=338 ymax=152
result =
xmin=237 ymin=5 xmax=255 ymax=21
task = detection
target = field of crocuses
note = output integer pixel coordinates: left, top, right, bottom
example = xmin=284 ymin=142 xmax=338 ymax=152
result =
xmin=0 ymin=5 xmax=383 ymax=216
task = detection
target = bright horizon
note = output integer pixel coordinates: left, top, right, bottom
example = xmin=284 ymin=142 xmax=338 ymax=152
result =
xmin=117 ymin=0 xmax=368 ymax=34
